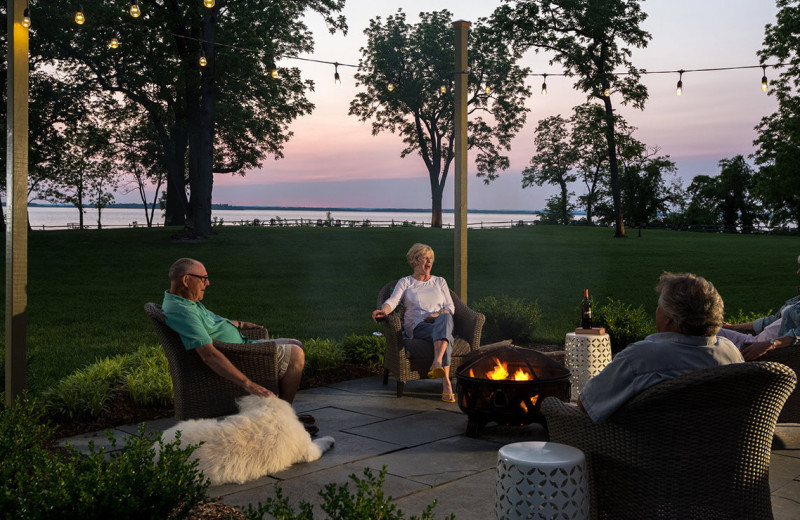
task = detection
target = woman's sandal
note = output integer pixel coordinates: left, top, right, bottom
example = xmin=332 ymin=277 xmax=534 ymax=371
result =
xmin=441 ymin=393 xmax=456 ymax=403
xmin=427 ymin=366 xmax=447 ymax=379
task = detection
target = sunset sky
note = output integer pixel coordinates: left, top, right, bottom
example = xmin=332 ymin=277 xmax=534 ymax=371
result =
xmin=204 ymin=0 xmax=780 ymax=212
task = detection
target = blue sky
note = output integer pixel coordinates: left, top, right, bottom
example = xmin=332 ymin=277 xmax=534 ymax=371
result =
xmin=155 ymin=1 xmax=782 ymax=211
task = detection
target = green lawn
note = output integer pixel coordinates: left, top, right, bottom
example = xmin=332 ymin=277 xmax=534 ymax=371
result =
xmin=1 ymin=224 xmax=797 ymax=395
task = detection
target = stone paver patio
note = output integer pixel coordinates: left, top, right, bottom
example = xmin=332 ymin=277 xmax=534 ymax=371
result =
xmin=61 ymin=375 xmax=800 ymax=519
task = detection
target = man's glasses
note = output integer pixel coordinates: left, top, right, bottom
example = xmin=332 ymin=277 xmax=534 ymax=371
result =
xmin=186 ymin=273 xmax=210 ymax=282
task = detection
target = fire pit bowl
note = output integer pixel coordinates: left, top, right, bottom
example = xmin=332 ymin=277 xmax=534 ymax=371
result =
xmin=455 ymin=344 xmax=570 ymax=438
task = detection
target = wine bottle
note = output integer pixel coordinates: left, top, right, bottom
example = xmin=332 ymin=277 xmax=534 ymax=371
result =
xmin=581 ymin=289 xmax=592 ymax=329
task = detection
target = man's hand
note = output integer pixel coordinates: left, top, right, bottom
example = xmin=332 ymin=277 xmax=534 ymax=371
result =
xmin=740 ymin=341 xmax=772 ymax=361
xmin=244 ymin=380 xmax=275 ymax=398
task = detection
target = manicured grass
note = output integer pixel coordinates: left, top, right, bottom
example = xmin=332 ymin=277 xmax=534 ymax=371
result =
xmin=1 ymin=224 xmax=796 ymax=395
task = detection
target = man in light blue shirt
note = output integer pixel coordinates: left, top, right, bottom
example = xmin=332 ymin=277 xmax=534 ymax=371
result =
xmin=578 ymin=272 xmax=744 ymax=423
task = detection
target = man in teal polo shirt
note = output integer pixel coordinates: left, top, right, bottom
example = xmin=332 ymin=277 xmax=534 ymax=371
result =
xmin=162 ymin=257 xmax=306 ymax=405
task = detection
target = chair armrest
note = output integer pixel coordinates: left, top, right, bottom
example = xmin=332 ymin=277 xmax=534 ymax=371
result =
xmin=241 ymin=327 xmax=268 ymax=341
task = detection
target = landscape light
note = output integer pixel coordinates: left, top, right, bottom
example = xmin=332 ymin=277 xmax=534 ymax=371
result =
xmin=22 ymin=7 xmax=31 ymax=28
xmin=541 ymin=74 xmax=547 ymax=96
xmin=204 ymin=0 xmax=215 ymax=7
xmin=130 ymin=1 xmax=140 ymax=18
xmin=110 ymin=37 xmax=119 ymax=49
xmin=75 ymin=4 xmax=85 ymax=25
xmin=761 ymin=65 xmax=768 ymax=92
xmin=676 ymin=70 xmax=684 ymax=96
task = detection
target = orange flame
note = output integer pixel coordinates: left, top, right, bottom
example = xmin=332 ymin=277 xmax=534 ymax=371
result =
xmin=486 ymin=358 xmax=509 ymax=380
xmin=512 ymin=368 xmax=531 ymax=381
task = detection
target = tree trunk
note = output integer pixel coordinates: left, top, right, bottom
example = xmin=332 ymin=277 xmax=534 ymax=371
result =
xmin=430 ymin=176 xmax=444 ymax=228
xmin=559 ymin=181 xmax=569 ymax=225
xmin=603 ymin=97 xmax=626 ymax=238
xmin=192 ymin=12 xmax=217 ymax=238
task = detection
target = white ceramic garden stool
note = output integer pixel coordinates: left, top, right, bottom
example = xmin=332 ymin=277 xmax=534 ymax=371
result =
xmin=564 ymin=332 xmax=612 ymax=401
xmin=495 ymin=441 xmax=589 ymax=520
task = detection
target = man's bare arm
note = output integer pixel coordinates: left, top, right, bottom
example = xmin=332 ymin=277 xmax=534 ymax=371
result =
xmin=195 ymin=343 xmax=274 ymax=398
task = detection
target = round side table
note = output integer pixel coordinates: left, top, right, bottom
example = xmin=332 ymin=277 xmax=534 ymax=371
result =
xmin=495 ymin=441 xmax=589 ymax=520
xmin=564 ymin=332 xmax=612 ymax=401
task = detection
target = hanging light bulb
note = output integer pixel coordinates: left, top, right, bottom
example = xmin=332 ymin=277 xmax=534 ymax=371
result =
xmin=761 ymin=65 xmax=768 ymax=92
xmin=110 ymin=37 xmax=119 ymax=49
xmin=130 ymin=1 xmax=140 ymax=18
xmin=75 ymin=4 xmax=85 ymax=25
xmin=271 ymin=67 xmax=278 ymax=79
xmin=676 ymin=70 xmax=684 ymax=96
xmin=541 ymin=73 xmax=548 ymax=96
xmin=199 ymin=52 xmax=207 ymax=67
xmin=22 ymin=6 xmax=31 ymax=28
xmin=204 ymin=0 xmax=215 ymax=7
xmin=387 ymin=83 xmax=395 ymax=92
xmin=484 ymin=85 xmax=491 ymax=95
xmin=603 ymin=87 xmax=610 ymax=97
xmin=334 ymin=63 xmax=341 ymax=85
xmin=440 ymin=84 xmax=447 ymax=94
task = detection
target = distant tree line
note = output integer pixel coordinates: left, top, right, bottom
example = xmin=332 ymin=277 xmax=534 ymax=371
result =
xmin=1 ymin=0 xmax=798 ymax=236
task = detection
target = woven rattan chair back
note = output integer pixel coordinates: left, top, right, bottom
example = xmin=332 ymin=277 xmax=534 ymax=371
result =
xmin=542 ymin=361 xmax=797 ymax=520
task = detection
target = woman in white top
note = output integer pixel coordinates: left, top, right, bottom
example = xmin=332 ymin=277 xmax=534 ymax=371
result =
xmin=372 ymin=243 xmax=457 ymax=402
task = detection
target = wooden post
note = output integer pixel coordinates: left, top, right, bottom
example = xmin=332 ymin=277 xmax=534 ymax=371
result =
xmin=6 ymin=0 xmax=29 ymax=405
xmin=453 ymin=20 xmax=469 ymax=303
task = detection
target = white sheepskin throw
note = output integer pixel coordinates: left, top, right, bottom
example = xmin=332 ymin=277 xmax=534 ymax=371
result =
xmin=160 ymin=395 xmax=334 ymax=485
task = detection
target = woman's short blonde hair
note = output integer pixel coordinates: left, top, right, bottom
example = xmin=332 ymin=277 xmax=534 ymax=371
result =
xmin=406 ymin=243 xmax=434 ymax=268
xmin=656 ymin=272 xmax=724 ymax=337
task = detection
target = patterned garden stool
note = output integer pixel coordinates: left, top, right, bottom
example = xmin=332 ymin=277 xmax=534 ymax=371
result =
xmin=564 ymin=332 xmax=612 ymax=401
xmin=495 ymin=441 xmax=589 ymax=520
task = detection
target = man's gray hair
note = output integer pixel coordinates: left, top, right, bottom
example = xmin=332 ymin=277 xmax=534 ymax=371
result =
xmin=169 ymin=258 xmax=199 ymax=281
xmin=656 ymin=272 xmax=724 ymax=337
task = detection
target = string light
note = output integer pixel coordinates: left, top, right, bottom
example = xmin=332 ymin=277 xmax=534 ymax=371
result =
xmin=204 ymin=0 xmax=215 ymax=7
xmin=22 ymin=3 xmax=31 ymax=28
xmin=541 ymin=73 xmax=547 ymax=96
xmin=75 ymin=4 xmax=85 ymax=25
xmin=199 ymin=51 xmax=207 ymax=67
xmin=387 ymin=83 xmax=395 ymax=92
xmin=676 ymin=69 xmax=684 ymax=96
xmin=334 ymin=62 xmax=341 ymax=85
xmin=271 ymin=66 xmax=279 ymax=79
xmin=439 ymin=84 xmax=447 ymax=94
xmin=761 ymin=65 xmax=768 ymax=92
xmin=110 ymin=37 xmax=119 ymax=49
xmin=603 ymin=87 xmax=610 ymax=97
xmin=484 ymin=85 xmax=491 ymax=95
xmin=130 ymin=1 xmax=140 ymax=18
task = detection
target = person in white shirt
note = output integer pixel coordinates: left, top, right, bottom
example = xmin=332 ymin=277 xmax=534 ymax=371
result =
xmin=372 ymin=243 xmax=457 ymax=402
xmin=717 ymin=255 xmax=800 ymax=360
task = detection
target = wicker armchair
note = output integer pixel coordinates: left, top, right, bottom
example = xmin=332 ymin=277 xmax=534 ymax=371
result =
xmin=542 ymin=362 xmax=797 ymax=520
xmin=144 ymin=303 xmax=280 ymax=420
xmin=758 ymin=345 xmax=800 ymax=423
xmin=377 ymin=280 xmax=485 ymax=397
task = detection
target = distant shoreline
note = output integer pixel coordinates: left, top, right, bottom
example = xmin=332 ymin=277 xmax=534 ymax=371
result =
xmin=25 ymin=202 xmax=543 ymax=215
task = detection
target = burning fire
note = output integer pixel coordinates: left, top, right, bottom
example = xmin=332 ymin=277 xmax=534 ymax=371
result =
xmin=484 ymin=358 xmax=532 ymax=381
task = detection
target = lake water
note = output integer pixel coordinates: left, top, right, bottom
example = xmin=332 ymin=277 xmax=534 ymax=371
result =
xmin=25 ymin=206 xmax=540 ymax=230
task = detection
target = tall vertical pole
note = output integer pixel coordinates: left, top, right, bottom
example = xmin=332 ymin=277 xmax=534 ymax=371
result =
xmin=6 ymin=0 xmax=29 ymax=405
xmin=453 ymin=20 xmax=469 ymax=303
